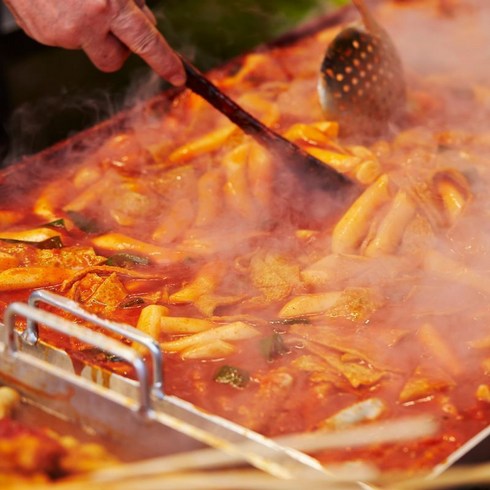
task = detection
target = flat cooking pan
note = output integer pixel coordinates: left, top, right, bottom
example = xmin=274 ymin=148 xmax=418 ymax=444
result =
xmin=0 ymin=1 xmax=488 ymax=484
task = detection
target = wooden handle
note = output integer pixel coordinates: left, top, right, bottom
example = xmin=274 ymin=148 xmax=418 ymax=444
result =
xmin=181 ymin=57 xmax=349 ymax=191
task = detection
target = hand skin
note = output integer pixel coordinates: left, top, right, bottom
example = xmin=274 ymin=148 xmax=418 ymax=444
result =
xmin=4 ymin=0 xmax=186 ymax=86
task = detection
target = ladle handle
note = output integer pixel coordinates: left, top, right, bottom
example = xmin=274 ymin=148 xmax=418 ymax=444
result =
xmin=181 ymin=57 xmax=349 ymax=190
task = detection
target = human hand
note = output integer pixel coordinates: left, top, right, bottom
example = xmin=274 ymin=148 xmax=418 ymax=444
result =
xmin=4 ymin=0 xmax=185 ymax=86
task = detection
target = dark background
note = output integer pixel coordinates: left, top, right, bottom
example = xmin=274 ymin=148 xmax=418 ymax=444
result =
xmin=0 ymin=0 xmax=347 ymax=164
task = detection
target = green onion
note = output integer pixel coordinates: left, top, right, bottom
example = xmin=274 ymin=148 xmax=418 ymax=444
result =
xmin=260 ymin=333 xmax=289 ymax=361
xmin=214 ymin=365 xmax=250 ymax=389
xmin=105 ymin=253 xmax=150 ymax=267
xmin=43 ymin=218 xmax=66 ymax=229
xmin=269 ymin=317 xmax=310 ymax=326
xmin=66 ymin=210 xmax=105 ymax=234
xmin=118 ymin=297 xmax=146 ymax=309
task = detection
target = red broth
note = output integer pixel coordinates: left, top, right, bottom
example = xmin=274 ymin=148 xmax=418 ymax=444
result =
xmin=1 ymin=0 xmax=490 ymax=474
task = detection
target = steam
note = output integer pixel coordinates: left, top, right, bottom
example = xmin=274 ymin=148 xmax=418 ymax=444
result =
xmin=1 ymin=0 xmax=342 ymax=166
xmin=4 ymin=90 xmax=115 ymax=162
xmin=390 ymin=0 xmax=490 ymax=82
xmin=2 ymin=0 xmax=490 ymax=469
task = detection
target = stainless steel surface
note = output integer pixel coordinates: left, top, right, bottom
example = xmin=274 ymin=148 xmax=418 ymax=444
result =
xmin=434 ymin=425 xmax=490 ymax=473
xmin=0 ymin=2 xmax=488 ymax=478
xmin=0 ymin=291 xmax=346 ymax=481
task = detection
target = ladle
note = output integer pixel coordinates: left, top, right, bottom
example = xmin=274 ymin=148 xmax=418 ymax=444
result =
xmin=318 ymin=0 xmax=406 ymax=137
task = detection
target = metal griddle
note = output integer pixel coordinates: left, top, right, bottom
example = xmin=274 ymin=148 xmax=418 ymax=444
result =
xmin=0 ymin=1 xmax=488 ymax=483
xmin=0 ymin=3 xmax=375 ymax=484
xmin=0 ymin=289 xmax=350 ymax=482
xmin=0 ymin=289 xmax=488 ymax=486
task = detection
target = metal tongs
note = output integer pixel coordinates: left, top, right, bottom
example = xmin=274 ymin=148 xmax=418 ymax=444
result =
xmin=0 ymin=289 xmax=348 ymax=482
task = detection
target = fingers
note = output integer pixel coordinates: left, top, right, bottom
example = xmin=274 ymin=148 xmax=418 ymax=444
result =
xmin=5 ymin=0 xmax=184 ymax=84
xmin=83 ymin=31 xmax=131 ymax=72
xmin=110 ymin=2 xmax=185 ymax=86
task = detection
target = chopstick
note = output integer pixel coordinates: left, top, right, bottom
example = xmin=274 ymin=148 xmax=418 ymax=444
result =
xmin=180 ymin=58 xmax=350 ymax=191
xmin=386 ymin=462 xmax=490 ymax=490
xmin=83 ymin=415 xmax=435 ymax=485
xmin=14 ymin=463 xmax=490 ymax=490
xmin=16 ymin=470 xmax=360 ymax=490
xmin=9 ymin=415 xmax=451 ymax=490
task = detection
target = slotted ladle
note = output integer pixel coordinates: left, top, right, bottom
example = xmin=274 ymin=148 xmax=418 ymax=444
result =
xmin=318 ymin=0 xmax=406 ymax=137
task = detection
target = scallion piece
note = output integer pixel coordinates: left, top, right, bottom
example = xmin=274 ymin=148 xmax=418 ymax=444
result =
xmin=214 ymin=365 xmax=250 ymax=389
xmin=269 ymin=317 xmax=311 ymax=326
xmin=43 ymin=218 xmax=66 ymax=229
xmin=260 ymin=333 xmax=289 ymax=361
xmin=105 ymin=253 xmax=149 ymax=267
xmin=118 ymin=297 xmax=146 ymax=309
xmin=66 ymin=210 xmax=104 ymax=234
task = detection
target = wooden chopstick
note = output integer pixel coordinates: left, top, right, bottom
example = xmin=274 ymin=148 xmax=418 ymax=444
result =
xmin=83 ymin=415 xmax=435 ymax=485
xmin=9 ymin=415 xmax=459 ymax=490
xmin=382 ymin=462 xmax=490 ymax=490
xmin=14 ymin=463 xmax=490 ymax=490
xmin=14 ymin=470 xmax=360 ymax=490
